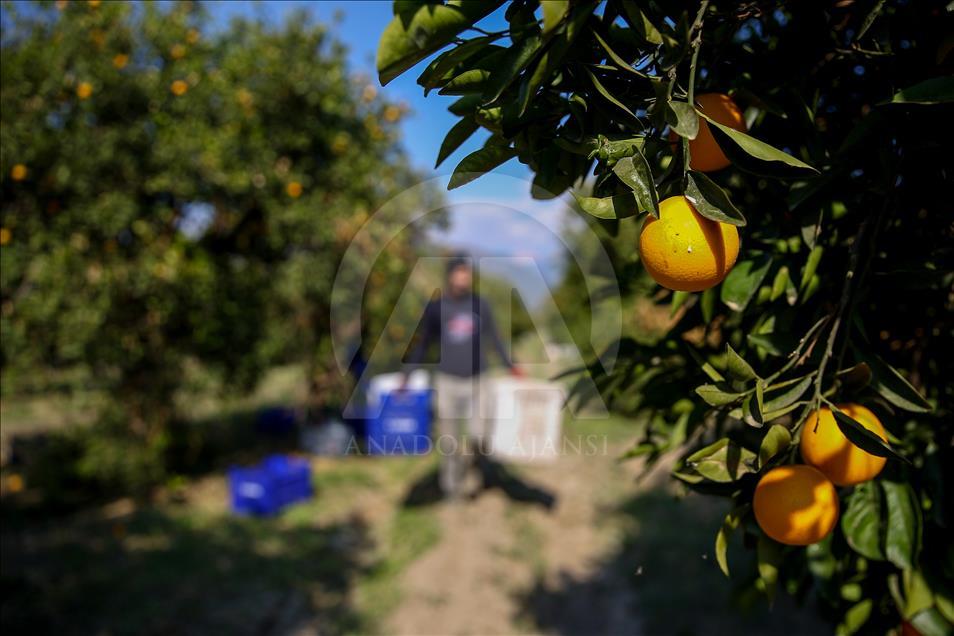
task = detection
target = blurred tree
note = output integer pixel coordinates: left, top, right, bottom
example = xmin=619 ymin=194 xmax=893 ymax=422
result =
xmin=0 ymin=1 xmax=442 ymax=492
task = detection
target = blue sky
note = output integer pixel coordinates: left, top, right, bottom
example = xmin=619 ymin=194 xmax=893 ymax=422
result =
xmin=208 ymin=1 xmax=573 ymax=278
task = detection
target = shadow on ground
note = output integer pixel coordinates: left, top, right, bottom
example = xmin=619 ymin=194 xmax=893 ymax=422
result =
xmin=402 ymin=457 xmax=556 ymax=510
xmin=1 ymin=506 xmax=373 ymax=636
xmin=516 ymin=489 xmax=828 ymax=636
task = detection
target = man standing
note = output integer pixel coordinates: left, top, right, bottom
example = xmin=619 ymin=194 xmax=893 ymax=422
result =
xmin=403 ymin=255 xmax=521 ymax=499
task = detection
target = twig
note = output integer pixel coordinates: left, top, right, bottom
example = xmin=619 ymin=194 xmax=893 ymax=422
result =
xmin=687 ymin=0 xmax=710 ymax=106
xmin=811 ymin=216 xmax=872 ymax=410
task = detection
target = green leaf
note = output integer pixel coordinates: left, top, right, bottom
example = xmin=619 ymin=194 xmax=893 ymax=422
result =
xmin=670 ymin=290 xmax=690 ymax=317
xmin=695 ymin=384 xmax=746 ymax=406
xmin=416 ymin=37 xmax=498 ymax=92
xmin=838 ymin=600 xmax=873 ymax=636
xmin=517 ymin=51 xmax=551 ymax=116
xmin=800 ymin=246 xmax=823 ymax=290
xmin=909 ymin=608 xmax=954 ymax=636
xmin=758 ymin=424 xmax=791 ymax=468
xmin=685 ymin=438 xmax=757 ymax=482
xmin=726 ymin=344 xmax=758 ymax=381
xmin=904 ymin=569 xmax=935 ymax=619
xmin=685 ymin=171 xmax=746 ymax=226
xmin=667 ymin=101 xmax=700 ymax=139
xmin=882 ymin=481 xmax=922 ymax=571
xmin=721 ymin=256 xmax=773 ymax=312
xmin=483 ymin=33 xmax=542 ymax=103
xmin=698 ymin=111 xmax=818 ymax=174
xmin=619 ymin=3 xmax=663 ymax=45
xmin=377 ymin=2 xmax=503 ymax=86
xmin=435 ymin=117 xmax=479 ymax=168
xmin=593 ymin=30 xmax=648 ymax=79
xmin=757 ymin=535 xmax=782 ymax=603
xmin=439 ymin=68 xmax=493 ymax=95
xmin=571 ymin=192 xmax=639 ymax=220
xmin=584 ymin=68 xmax=640 ymax=122
xmin=890 ymin=77 xmax=954 ymax=105
xmin=770 ymin=265 xmax=790 ymax=301
xmin=541 ymin=0 xmax=568 ymax=33
xmin=701 ymin=287 xmax=716 ymax=323
xmin=854 ymin=348 xmax=933 ymax=413
xmin=831 ymin=406 xmax=908 ymax=463
xmin=841 ymin=481 xmax=886 ymax=561
xmin=763 ymin=374 xmax=813 ymax=412
xmin=715 ymin=505 xmax=747 ymax=576
xmin=611 ymin=150 xmax=659 ymax=217
xmin=448 ymin=139 xmax=516 ymax=189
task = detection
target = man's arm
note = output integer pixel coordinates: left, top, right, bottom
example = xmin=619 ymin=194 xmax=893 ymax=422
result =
xmin=481 ymin=297 xmax=518 ymax=372
xmin=401 ymin=299 xmax=438 ymax=386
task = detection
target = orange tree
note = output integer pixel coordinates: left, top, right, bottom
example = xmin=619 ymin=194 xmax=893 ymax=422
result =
xmin=377 ymin=1 xmax=953 ymax=633
xmin=0 ymin=1 xmax=439 ymax=494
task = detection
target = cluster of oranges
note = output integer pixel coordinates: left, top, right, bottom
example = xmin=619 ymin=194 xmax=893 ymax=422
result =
xmin=753 ymin=404 xmax=889 ymax=545
xmin=639 ymin=93 xmax=747 ymax=292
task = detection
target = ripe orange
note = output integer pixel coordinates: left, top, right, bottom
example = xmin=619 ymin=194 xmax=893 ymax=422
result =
xmin=76 ymin=82 xmax=93 ymax=100
xmin=753 ymin=465 xmax=839 ymax=546
xmin=670 ymin=93 xmax=747 ymax=173
xmin=638 ymin=195 xmax=740 ymax=292
xmin=0 ymin=227 xmax=11 ymax=246
xmin=170 ymin=80 xmax=189 ymax=96
xmin=112 ymin=53 xmax=129 ymax=69
xmin=286 ymin=181 xmax=303 ymax=198
xmin=10 ymin=164 xmax=28 ymax=181
xmin=800 ymin=404 xmax=888 ymax=486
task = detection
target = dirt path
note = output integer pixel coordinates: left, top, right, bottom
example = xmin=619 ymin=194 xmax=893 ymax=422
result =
xmin=387 ymin=431 xmax=646 ymax=636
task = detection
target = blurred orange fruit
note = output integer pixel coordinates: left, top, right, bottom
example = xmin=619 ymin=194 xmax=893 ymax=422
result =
xmin=670 ymin=93 xmax=747 ymax=172
xmin=753 ymin=464 xmax=839 ymax=546
xmin=112 ymin=53 xmax=129 ymax=69
xmin=11 ymin=164 xmax=28 ymax=181
xmin=286 ymin=182 xmax=303 ymax=198
xmin=56 ymin=0 xmax=68 ymax=10
xmin=383 ymin=105 xmax=401 ymax=123
xmin=362 ymin=85 xmax=377 ymax=102
xmin=170 ymin=43 xmax=186 ymax=60
xmin=0 ymin=228 xmax=11 ymax=246
xmin=801 ymin=404 xmax=888 ymax=486
xmin=88 ymin=0 xmax=101 ymax=7
xmin=638 ymin=195 xmax=740 ymax=292
xmin=6 ymin=473 xmax=24 ymax=492
xmin=76 ymin=82 xmax=93 ymax=99
xmin=170 ymin=80 xmax=188 ymax=96
xmin=186 ymin=29 xmax=201 ymax=45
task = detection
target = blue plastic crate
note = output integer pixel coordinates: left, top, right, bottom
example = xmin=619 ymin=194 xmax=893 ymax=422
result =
xmin=228 ymin=454 xmax=313 ymax=516
xmin=367 ymin=390 xmax=432 ymax=455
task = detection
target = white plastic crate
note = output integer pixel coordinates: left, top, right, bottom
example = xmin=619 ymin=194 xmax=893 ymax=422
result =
xmin=486 ymin=377 xmax=564 ymax=463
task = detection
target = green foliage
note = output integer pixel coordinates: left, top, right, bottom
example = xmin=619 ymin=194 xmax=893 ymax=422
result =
xmin=380 ymin=0 xmax=954 ymax=633
xmin=1 ymin=2 xmax=441 ymax=492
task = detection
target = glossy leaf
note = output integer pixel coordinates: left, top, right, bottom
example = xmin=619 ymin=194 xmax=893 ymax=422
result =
xmin=448 ymin=140 xmax=516 ymax=189
xmin=585 ymin=68 xmax=640 ymax=122
xmin=715 ymin=505 xmax=747 ymax=576
xmin=882 ymin=481 xmax=922 ymax=571
xmin=571 ymin=192 xmax=640 ymax=220
xmin=377 ymin=2 xmax=503 ymax=85
xmin=855 ymin=348 xmax=932 ymax=413
xmin=611 ymin=151 xmax=659 ymax=217
xmin=685 ymin=171 xmax=746 ymax=226
xmin=667 ymin=101 xmax=700 ymax=139
xmin=541 ymin=0 xmax=568 ymax=33
xmin=758 ymin=424 xmax=791 ymax=468
xmin=726 ymin=344 xmax=758 ymax=381
xmin=483 ymin=34 xmax=542 ymax=103
xmin=890 ymin=77 xmax=954 ymax=105
xmin=831 ymin=406 xmax=908 ymax=463
xmin=841 ymin=481 xmax=885 ymax=561
xmin=698 ymin=111 xmax=818 ymax=174
xmin=721 ymin=256 xmax=773 ymax=312
xmin=685 ymin=438 xmax=757 ymax=482
xmin=757 ymin=535 xmax=782 ymax=603
xmin=417 ymin=37 xmax=498 ymax=92
xmin=695 ymin=384 xmax=746 ymax=406
xmin=593 ymin=30 xmax=648 ymax=79
xmin=435 ymin=117 xmax=479 ymax=168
